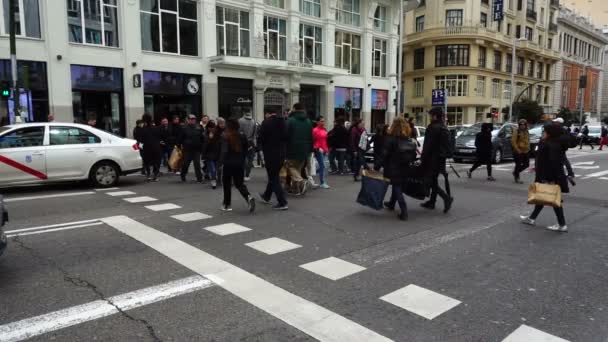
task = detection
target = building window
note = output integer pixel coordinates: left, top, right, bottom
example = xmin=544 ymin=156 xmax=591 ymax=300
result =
xmin=372 ymin=38 xmax=387 ymax=77
xmin=299 ymin=23 xmax=322 ymax=65
xmin=506 ymin=53 xmax=513 ymax=73
xmin=1 ymin=0 xmax=40 ymax=38
xmin=435 ymin=45 xmax=469 ymax=67
xmin=435 ymin=75 xmax=468 ymax=97
xmin=414 ymin=48 xmax=425 ymax=70
xmin=516 ymin=25 xmax=521 ymax=38
xmin=525 ymin=26 xmax=533 ymax=40
xmin=476 ymin=76 xmax=486 ymax=97
xmin=544 ymin=86 xmax=550 ymax=104
xmin=538 ymin=34 xmax=542 ymax=46
xmin=335 ymin=31 xmax=361 ymax=74
xmin=547 ymin=38 xmax=552 ymax=49
xmin=478 ymin=46 xmax=487 ymax=68
xmin=263 ymin=16 xmax=286 ymax=60
xmin=507 ymin=23 xmax=512 ymax=36
xmin=265 ymin=0 xmax=284 ymax=8
xmin=415 ymin=15 xmax=425 ymax=32
xmin=446 ymin=107 xmax=464 ymax=126
xmin=476 ymin=106 xmax=486 ymax=122
xmin=446 ymin=10 xmax=463 ymax=27
xmin=517 ymin=57 xmax=524 ymax=75
xmin=216 ymin=7 xmax=249 ymax=57
xmin=68 ymin=0 xmax=119 ymax=47
xmin=373 ymin=5 xmax=386 ymax=32
xmin=545 ymin=64 xmax=551 ymax=80
xmin=504 ymin=81 xmax=512 ymax=100
xmin=140 ymin=0 xmax=198 ymax=55
xmin=527 ymin=59 xmax=534 ymax=77
xmin=537 ymin=62 xmax=543 ymax=79
xmin=480 ymin=12 xmax=487 ymax=27
xmin=494 ymin=51 xmax=502 ymax=71
xmin=300 ymin=0 xmax=321 ymax=17
xmin=336 ymin=0 xmax=361 ymax=26
xmin=414 ymin=77 xmax=424 ymax=97
xmin=492 ymin=79 xmax=501 ymax=99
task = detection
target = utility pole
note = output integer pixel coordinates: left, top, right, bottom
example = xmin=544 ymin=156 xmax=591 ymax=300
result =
xmin=395 ymin=0 xmax=404 ymax=118
xmin=8 ymin=0 xmax=21 ymax=123
xmin=579 ymin=65 xmax=587 ymax=126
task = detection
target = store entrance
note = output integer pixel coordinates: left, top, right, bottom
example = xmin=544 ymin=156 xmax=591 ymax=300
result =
xmin=144 ymin=95 xmax=199 ymax=122
xmin=72 ymin=90 xmax=124 ymax=136
xmin=300 ymin=85 xmax=320 ymax=120
xmin=371 ymin=110 xmax=386 ymax=132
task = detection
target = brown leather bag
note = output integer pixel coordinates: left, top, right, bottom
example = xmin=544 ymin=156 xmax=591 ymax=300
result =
xmin=528 ymin=182 xmax=562 ymax=208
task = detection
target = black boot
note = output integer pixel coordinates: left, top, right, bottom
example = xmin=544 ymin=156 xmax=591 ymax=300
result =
xmin=384 ymin=201 xmax=395 ymax=210
xmin=443 ymin=197 xmax=454 ymax=214
xmin=398 ymin=210 xmax=408 ymax=221
xmin=421 ymin=201 xmax=435 ymax=210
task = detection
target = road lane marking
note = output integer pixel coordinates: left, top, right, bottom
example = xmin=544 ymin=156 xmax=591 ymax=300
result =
xmin=245 ymin=237 xmax=302 ymax=255
xmin=501 ymin=324 xmax=569 ymax=342
xmin=5 ymin=219 xmax=102 ymax=235
xmin=6 ymin=222 xmax=104 ymax=238
xmin=94 ymin=187 xmax=120 ymax=191
xmin=144 ymin=203 xmax=181 ymax=211
xmin=123 ymin=196 xmax=158 ymax=203
xmin=106 ymin=191 xmax=136 ymax=197
xmin=204 ymin=223 xmax=251 ymax=236
xmin=582 ymin=170 xmax=608 ymax=179
xmin=102 ymin=216 xmax=393 ymax=342
xmin=171 ymin=212 xmax=212 ymax=222
xmin=0 ymin=275 xmax=213 ymax=342
xmin=300 ymin=257 xmax=366 ymax=281
xmin=380 ymin=284 xmax=461 ymax=320
xmin=601 ymin=177 xmax=608 ymax=180
xmin=5 ymin=192 xmax=96 ymax=203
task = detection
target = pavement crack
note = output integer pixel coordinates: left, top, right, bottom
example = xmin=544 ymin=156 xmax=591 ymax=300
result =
xmin=10 ymin=235 xmax=163 ymax=342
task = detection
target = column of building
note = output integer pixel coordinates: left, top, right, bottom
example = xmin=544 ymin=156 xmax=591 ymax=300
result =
xmin=323 ymin=1 xmax=337 ymax=126
xmin=202 ymin=0 xmax=219 ymax=120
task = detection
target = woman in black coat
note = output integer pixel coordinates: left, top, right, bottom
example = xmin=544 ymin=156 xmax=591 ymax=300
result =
xmin=375 ymin=117 xmax=417 ymax=221
xmin=139 ymin=114 xmax=162 ymax=182
xmin=204 ymin=121 xmax=221 ymax=189
xmin=521 ymin=123 xmax=569 ymax=232
xmin=467 ymin=123 xmax=495 ymax=181
xmin=371 ymin=124 xmax=388 ymax=163
xmin=220 ymin=120 xmax=255 ymax=213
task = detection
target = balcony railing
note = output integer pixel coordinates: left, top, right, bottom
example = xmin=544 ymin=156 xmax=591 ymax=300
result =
xmin=549 ymin=23 xmax=558 ymax=33
xmin=526 ymin=9 xmax=537 ymax=21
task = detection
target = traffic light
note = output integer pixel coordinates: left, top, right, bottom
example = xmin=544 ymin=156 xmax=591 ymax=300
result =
xmin=579 ymin=75 xmax=588 ymax=89
xmin=1 ymin=81 xmax=10 ymax=98
xmin=345 ymin=100 xmax=352 ymax=112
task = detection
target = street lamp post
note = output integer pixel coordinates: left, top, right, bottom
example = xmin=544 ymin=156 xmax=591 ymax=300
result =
xmin=509 ymin=37 xmax=528 ymax=122
xmin=578 ymin=64 xmax=587 ymax=127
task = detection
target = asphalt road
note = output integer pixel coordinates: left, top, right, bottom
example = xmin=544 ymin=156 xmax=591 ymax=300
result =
xmin=1 ymin=147 xmax=607 ymax=342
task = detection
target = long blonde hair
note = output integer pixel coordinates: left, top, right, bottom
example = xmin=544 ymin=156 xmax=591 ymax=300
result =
xmin=388 ymin=116 xmax=412 ymax=138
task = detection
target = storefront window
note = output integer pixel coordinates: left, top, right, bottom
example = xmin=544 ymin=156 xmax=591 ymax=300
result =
xmin=140 ymin=0 xmax=198 ymax=56
xmin=143 ymin=71 xmax=202 ymax=121
xmin=299 ymin=24 xmax=322 ymax=65
xmin=335 ymin=31 xmax=361 ymax=74
xmin=372 ymin=38 xmax=387 ymax=77
xmin=67 ymin=0 xmax=119 ymax=47
xmin=334 ymin=87 xmax=362 ymax=121
xmin=218 ymin=77 xmax=253 ymax=120
xmin=264 ymin=16 xmax=286 ymax=60
xmin=0 ymin=60 xmax=48 ymax=124
xmin=336 ymin=0 xmax=360 ymax=26
xmin=0 ymin=0 xmax=41 ymax=38
xmin=299 ymin=0 xmax=320 ymax=17
xmin=216 ymin=7 xmax=250 ymax=57
xmin=446 ymin=106 xmax=464 ymax=126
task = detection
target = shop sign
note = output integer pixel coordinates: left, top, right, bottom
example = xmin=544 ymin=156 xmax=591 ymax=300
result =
xmin=186 ymin=78 xmax=200 ymax=94
xmin=371 ymin=90 xmax=388 ymax=110
xmin=268 ymin=75 xmax=285 ymax=88
xmin=493 ymin=0 xmax=504 ymax=21
xmin=236 ymin=97 xmax=252 ymax=104
xmin=288 ymin=61 xmax=313 ymax=69
xmin=133 ymin=74 xmax=141 ymax=88
xmin=335 ymin=87 xmax=362 ymax=110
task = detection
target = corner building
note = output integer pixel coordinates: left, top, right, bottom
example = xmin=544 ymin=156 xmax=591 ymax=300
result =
xmin=403 ymin=0 xmax=560 ymax=126
xmin=0 ymin=0 xmax=401 ymax=136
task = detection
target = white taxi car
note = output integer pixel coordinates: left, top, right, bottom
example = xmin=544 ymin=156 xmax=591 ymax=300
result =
xmin=0 ymin=123 xmax=142 ymax=188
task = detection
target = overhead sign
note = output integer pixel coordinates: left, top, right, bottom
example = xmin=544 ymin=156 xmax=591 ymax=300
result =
xmin=493 ymin=0 xmax=504 ymax=21
xmin=432 ymin=88 xmax=446 ymax=106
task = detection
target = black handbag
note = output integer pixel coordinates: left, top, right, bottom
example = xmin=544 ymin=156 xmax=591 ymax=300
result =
xmin=403 ymin=164 xmax=430 ymax=200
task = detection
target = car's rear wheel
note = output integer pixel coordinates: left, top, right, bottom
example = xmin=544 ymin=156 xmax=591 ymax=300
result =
xmin=493 ymin=149 xmax=503 ymax=164
xmin=90 ymin=161 xmax=120 ymax=187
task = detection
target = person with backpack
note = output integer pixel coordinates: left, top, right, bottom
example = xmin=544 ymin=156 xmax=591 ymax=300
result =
xmin=511 ymin=119 xmax=530 ymax=184
xmin=420 ymin=107 xmax=454 ymax=213
xmin=375 ymin=117 xmax=417 ymax=221
xmin=599 ymin=124 xmax=608 ymax=151
xmin=285 ymin=103 xmax=313 ymax=195
xmin=467 ymin=123 xmax=495 ymax=181
xmin=579 ymin=125 xmax=595 ymax=150
xmin=238 ymin=111 xmax=257 ymax=181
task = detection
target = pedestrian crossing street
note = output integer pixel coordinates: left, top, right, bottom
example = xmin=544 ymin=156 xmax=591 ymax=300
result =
xmin=25 ymin=186 xmax=570 ymax=342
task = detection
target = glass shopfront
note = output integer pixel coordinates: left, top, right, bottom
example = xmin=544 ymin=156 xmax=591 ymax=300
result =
xmin=143 ymin=71 xmax=202 ymax=122
xmin=71 ymin=65 xmax=125 ymax=136
xmin=371 ymin=89 xmax=388 ymax=132
xmin=334 ymin=86 xmax=362 ymax=122
xmin=218 ymin=77 xmax=253 ymax=120
xmin=299 ymin=85 xmax=321 ymax=120
xmin=0 ymin=60 xmax=49 ymax=125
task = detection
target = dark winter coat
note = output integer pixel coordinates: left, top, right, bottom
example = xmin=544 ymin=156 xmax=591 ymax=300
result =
xmin=535 ymin=139 xmax=569 ymax=193
xmin=179 ymin=124 xmax=205 ymax=152
xmin=475 ymin=131 xmax=493 ymax=163
xmin=259 ymin=114 xmax=288 ymax=166
xmin=204 ymin=129 xmax=222 ymax=161
xmin=219 ymin=133 xmax=248 ymax=167
xmin=159 ymin=125 xmax=171 ymax=148
xmin=328 ymin=125 xmax=349 ymax=150
xmin=370 ymin=133 xmax=386 ymax=160
xmin=421 ymin=121 xmax=450 ymax=175
xmin=168 ymin=123 xmax=181 ymax=147
xmin=376 ymin=136 xmax=417 ymax=185
xmin=139 ymin=126 xmax=162 ymax=163
xmin=286 ymin=111 xmax=313 ymax=161
xmin=350 ymin=126 xmax=366 ymax=152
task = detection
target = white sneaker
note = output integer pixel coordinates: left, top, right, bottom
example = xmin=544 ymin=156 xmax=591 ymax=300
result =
xmin=244 ymin=176 xmax=251 ymax=182
xmin=320 ymin=183 xmax=330 ymax=189
xmin=520 ymin=215 xmax=536 ymax=226
xmin=220 ymin=205 xmax=232 ymax=212
xmin=546 ymin=224 xmax=568 ymax=232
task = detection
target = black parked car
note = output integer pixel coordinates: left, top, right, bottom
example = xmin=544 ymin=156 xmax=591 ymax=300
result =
xmin=453 ymin=123 xmax=517 ymax=164
xmin=0 ymin=195 xmax=7 ymax=256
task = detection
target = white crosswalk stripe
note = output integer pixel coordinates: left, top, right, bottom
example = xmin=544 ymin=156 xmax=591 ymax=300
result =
xmin=502 ymin=324 xmax=570 ymax=342
xmin=380 ymin=284 xmax=461 ymax=320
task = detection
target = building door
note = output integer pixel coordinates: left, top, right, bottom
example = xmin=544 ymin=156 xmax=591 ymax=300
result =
xmin=300 ymin=85 xmax=320 ymax=120
xmin=72 ymin=91 xmax=123 ymax=136
xmin=264 ymin=89 xmax=286 ymax=115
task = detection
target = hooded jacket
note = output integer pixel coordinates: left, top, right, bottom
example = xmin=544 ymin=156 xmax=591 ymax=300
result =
xmin=238 ymin=114 xmax=256 ymax=145
xmin=286 ymin=110 xmax=313 ymax=161
xmin=512 ymin=128 xmax=530 ymax=154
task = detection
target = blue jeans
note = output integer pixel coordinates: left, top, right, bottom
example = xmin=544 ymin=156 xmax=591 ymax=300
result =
xmin=314 ymin=150 xmax=327 ymax=185
xmin=245 ymin=149 xmax=255 ymax=177
xmin=207 ymin=160 xmax=218 ymax=180
xmin=161 ymin=146 xmax=172 ymax=170
xmin=389 ymin=185 xmax=407 ymax=213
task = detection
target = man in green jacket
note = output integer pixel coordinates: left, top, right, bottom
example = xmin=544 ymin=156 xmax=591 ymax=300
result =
xmin=286 ymin=103 xmax=313 ymax=194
